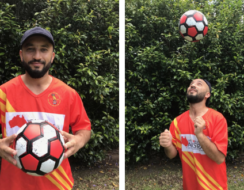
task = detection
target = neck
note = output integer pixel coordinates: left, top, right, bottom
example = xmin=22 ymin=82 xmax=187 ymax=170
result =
xmin=189 ymin=102 xmax=208 ymax=117
xmin=21 ymin=72 xmax=52 ymax=95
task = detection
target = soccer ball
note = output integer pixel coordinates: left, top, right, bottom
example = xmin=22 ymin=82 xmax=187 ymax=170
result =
xmin=179 ymin=10 xmax=208 ymax=42
xmin=14 ymin=120 xmax=65 ymax=176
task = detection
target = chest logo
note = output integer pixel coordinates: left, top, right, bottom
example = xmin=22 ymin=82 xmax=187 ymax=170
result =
xmin=48 ymin=92 xmax=61 ymax=106
xmin=180 ymin=134 xmax=211 ymax=155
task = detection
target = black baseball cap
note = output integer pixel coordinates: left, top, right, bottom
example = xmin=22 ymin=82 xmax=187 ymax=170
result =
xmin=20 ymin=27 xmax=55 ymax=49
xmin=202 ymin=79 xmax=211 ymax=106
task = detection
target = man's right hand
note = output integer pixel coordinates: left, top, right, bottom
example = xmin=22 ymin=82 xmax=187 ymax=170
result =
xmin=159 ymin=129 xmax=173 ymax=148
xmin=0 ymin=134 xmax=17 ymax=166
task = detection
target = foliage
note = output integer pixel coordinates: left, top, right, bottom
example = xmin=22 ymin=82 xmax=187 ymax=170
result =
xmin=0 ymin=0 xmax=119 ymax=165
xmin=126 ymin=0 xmax=244 ymax=164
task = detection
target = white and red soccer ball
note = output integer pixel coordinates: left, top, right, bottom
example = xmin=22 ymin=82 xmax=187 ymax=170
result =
xmin=179 ymin=10 xmax=208 ymax=42
xmin=14 ymin=120 xmax=65 ymax=176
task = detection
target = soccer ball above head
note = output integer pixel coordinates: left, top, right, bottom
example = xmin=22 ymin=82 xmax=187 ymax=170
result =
xmin=179 ymin=10 xmax=208 ymax=42
xmin=14 ymin=120 xmax=65 ymax=176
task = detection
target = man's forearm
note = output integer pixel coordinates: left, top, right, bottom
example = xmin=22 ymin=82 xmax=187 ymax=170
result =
xmin=75 ymin=130 xmax=91 ymax=149
xmin=164 ymin=143 xmax=178 ymax=159
xmin=196 ymin=133 xmax=225 ymax=164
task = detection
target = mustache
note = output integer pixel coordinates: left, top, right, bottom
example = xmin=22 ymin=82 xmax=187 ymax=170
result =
xmin=28 ymin=60 xmax=45 ymax=65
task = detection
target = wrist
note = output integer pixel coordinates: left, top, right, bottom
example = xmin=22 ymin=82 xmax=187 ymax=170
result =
xmin=196 ymin=132 xmax=204 ymax=139
xmin=165 ymin=142 xmax=173 ymax=149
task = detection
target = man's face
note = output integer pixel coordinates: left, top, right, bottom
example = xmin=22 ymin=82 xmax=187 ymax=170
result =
xmin=186 ymin=79 xmax=210 ymax=104
xmin=19 ymin=35 xmax=55 ymax=78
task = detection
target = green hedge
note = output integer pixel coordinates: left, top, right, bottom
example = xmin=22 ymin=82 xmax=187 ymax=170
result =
xmin=0 ymin=0 xmax=119 ymax=165
xmin=126 ymin=0 xmax=244 ymax=164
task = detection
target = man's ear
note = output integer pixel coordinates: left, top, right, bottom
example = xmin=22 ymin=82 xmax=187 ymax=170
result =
xmin=205 ymin=92 xmax=210 ymax=99
xmin=19 ymin=50 xmax=23 ymax=62
xmin=51 ymin=51 xmax=55 ymax=63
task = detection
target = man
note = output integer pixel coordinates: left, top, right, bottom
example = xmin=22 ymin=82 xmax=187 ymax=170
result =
xmin=0 ymin=27 xmax=91 ymax=190
xmin=159 ymin=79 xmax=228 ymax=190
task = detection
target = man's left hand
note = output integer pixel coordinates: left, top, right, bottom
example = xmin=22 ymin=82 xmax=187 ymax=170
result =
xmin=194 ymin=116 xmax=206 ymax=136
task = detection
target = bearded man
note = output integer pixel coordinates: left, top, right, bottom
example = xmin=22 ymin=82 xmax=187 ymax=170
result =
xmin=159 ymin=79 xmax=228 ymax=190
xmin=0 ymin=27 xmax=91 ymax=190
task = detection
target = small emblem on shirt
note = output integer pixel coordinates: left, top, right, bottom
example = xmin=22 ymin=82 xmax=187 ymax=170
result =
xmin=48 ymin=92 xmax=61 ymax=106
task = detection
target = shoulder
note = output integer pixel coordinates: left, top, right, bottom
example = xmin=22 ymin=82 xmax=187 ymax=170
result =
xmin=171 ymin=110 xmax=189 ymax=126
xmin=175 ymin=110 xmax=189 ymax=121
xmin=0 ymin=76 xmax=20 ymax=91
xmin=52 ymin=77 xmax=77 ymax=94
xmin=208 ymin=108 xmax=226 ymax=120
xmin=207 ymin=108 xmax=227 ymax=127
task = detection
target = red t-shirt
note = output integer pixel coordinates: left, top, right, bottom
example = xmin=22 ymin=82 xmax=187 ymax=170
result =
xmin=0 ymin=75 xmax=91 ymax=190
xmin=170 ymin=108 xmax=228 ymax=190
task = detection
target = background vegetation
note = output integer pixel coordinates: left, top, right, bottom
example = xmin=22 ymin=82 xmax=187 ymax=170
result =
xmin=126 ymin=0 xmax=244 ymax=164
xmin=0 ymin=0 xmax=119 ymax=165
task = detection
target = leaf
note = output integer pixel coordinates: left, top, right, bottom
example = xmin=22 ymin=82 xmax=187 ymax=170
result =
xmin=112 ymin=182 xmax=118 ymax=187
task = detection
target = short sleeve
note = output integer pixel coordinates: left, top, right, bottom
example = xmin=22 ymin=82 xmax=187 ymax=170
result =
xmin=69 ymin=91 xmax=91 ymax=134
xmin=169 ymin=119 xmax=177 ymax=147
xmin=211 ymin=116 xmax=228 ymax=156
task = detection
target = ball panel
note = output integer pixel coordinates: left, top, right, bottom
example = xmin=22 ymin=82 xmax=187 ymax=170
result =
xmin=188 ymin=27 xmax=198 ymax=37
xmin=40 ymin=159 xmax=56 ymax=173
xmin=195 ymin=34 xmax=204 ymax=40
xmin=184 ymin=10 xmax=196 ymax=16
xmin=204 ymin=16 xmax=208 ymax=25
xmin=42 ymin=124 xmax=57 ymax=139
xmin=57 ymin=153 xmax=64 ymax=168
xmin=193 ymin=12 xmax=203 ymax=22
xmin=16 ymin=137 xmax=27 ymax=156
xmin=180 ymin=15 xmax=187 ymax=24
xmin=21 ymin=154 xmax=39 ymax=171
xmin=180 ymin=32 xmax=184 ymax=38
xmin=15 ymin=155 xmax=22 ymax=169
xmin=186 ymin=17 xmax=196 ymax=26
xmin=184 ymin=36 xmax=193 ymax=42
xmin=32 ymin=137 xmax=48 ymax=157
xmin=203 ymin=26 xmax=208 ymax=36
xmin=16 ymin=124 xmax=27 ymax=135
xmin=26 ymin=172 xmax=42 ymax=177
xmin=59 ymin=134 xmax=65 ymax=146
xmin=195 ymin=22 xmax=204 ymax=32
xmin=23 ymin=124 xmax=41 ymax=140
xmin=50 ymin=139 xmax=64 ymax=159
xmin=180 ymin=25 xmax=187 ymax=34
xmin=30 ymin=119 xmax=45 ymax=124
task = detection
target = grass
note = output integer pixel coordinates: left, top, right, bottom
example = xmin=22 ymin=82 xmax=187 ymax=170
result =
xmin=71 ymin=149 xmax=119 ymax=190
xmin=125 ymin=155 xmax=244 ymax=190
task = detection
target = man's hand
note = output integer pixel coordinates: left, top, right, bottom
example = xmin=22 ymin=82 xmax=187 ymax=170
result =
xmin=0 ymin=134 xmax=17 ymax=166
xmin=194 ymin=116 xmax=206 ymax=136
xmin=159 ymin=129 xmax=173 ymax=148
xmin=60 ymin=130 xmax=91 ymax=159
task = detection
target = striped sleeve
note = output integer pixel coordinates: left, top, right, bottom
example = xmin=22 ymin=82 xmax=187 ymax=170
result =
xmin=169 ymin=118 xmax=182 ymax=150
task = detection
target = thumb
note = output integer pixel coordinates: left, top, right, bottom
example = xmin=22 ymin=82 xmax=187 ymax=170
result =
xmin=164 ymin=129 xmax=169 ymax=132
xmin=6 ymin=134 xmax=17 ymax=143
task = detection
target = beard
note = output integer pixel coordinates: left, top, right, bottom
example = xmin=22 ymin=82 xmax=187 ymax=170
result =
xmin=21 ymin=59 xmax=52 ymax=78
xmin=186 ymin=91 xmax=206 ymax=104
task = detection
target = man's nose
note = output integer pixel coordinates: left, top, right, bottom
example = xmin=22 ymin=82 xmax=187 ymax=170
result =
xmin=33 ymin=50 xmax=41 ymax=60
